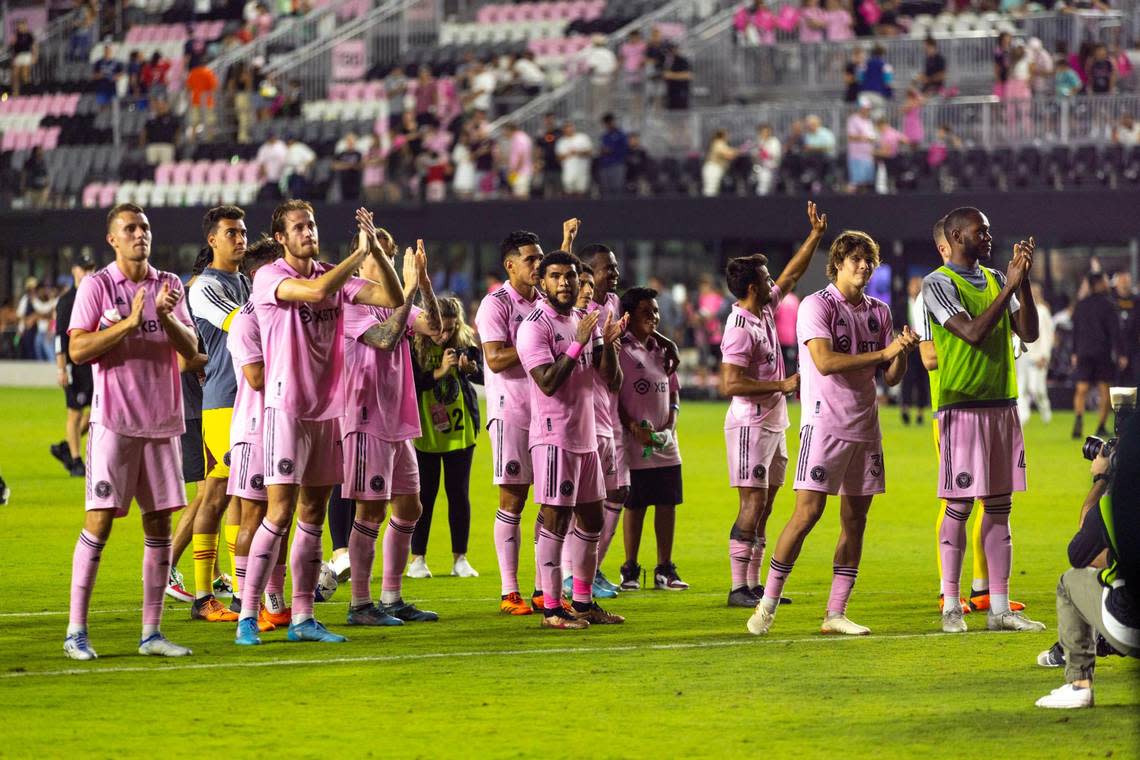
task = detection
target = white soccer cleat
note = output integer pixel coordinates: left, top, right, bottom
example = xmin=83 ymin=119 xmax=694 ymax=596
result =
xmin=746 ymin=603 xmax=776 ymax=636
xmin=63 ymin=632 xmax=98 ymax=661
xmin=820 ymin=613 xmax=870 ymax=635
xmin=138 ymin=632 xmax=192 ymax=657
xmin=406 ymin=556 xmax=432 ymax=579
xmin=451 ymin=555 xmax=479 ymax=578
xmin=329 ymin=551 xmax=351 ymax=583
xmin=1035 ymin=683 xmax=1094 ymax=709
xmin=942 ymin=608 xmax=968 ymax=633
xmin=987 ymin=610 xmax=1047 ymax=632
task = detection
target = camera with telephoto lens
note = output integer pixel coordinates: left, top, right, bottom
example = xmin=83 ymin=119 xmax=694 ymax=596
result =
xmin=464 ymin=346 xmax=480 ymax=362
xmin=1082 ymin=436 xmax=1117 ymax=462
xmin=1082 ymin=387 xmax=1138 ymax=464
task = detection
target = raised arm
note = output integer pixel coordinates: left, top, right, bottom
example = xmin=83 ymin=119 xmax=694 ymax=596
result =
xmin=409 ymin=239 xmax=442 ymax=337
xmin=359 ymin=247 xmax=421 ymax=352
xmin=348 ymin=209 xmax=404 ymax=308
xmin=276 ymin=243 xmax=369 ymax=304
xmin=775 ymin=201 xmax=828 ymax=294
xmin=561 ymin=217 xmax=581 ymax=254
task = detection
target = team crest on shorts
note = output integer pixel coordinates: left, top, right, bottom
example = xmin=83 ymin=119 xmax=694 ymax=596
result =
xmin=94 ymin=480 xmax=112 ymax=499
xmin=869 ymin=453 xmax=883 ymax=478
xmin=505 ymin=460 xmax=521 ymax=476
xmin=559 ymin=480 xmax=574 ymax=496
xmin=277 ymin=458 xmax=295 ymax=475
xmin=251 ymin=474 xmax=264 ymax=491
xmin=810 ymin=466 xmax=826 ymax=483
xmin=370 ymin=475 xmax=386 ymax=493
xmin=867 ymin=315 xmax=880 ymax=333
xmin=955 ymin=472 xmax=974 ymax=489
xmin=752 ymin=464 xmax=766 ymax=480
xmin=223 ymin=451 xmax=231 ymax=467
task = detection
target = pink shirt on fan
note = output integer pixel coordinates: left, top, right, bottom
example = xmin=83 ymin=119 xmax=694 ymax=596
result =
xmin=797 ymin=283 xmax=892 ymax=442
xmin=516 ymin=299 xmax=602 ymax=454
xmin=475 ymin=281 xmax=542 ymax=429
xmin=251 ymin=258 xmax=366 ymax=421
xmin=342 ymin=302 xmax=424 ymax=442
xmin=826 ymin=8 xmax=853 ymax=40
xmin=587 ymin=291 xmax=622 ymax=438
xmin=720 ymin=292 xmax=789 ymax=433
xmin=508 ymin=129 xmax=534 ymax=176
xmin=799 ymin=7 xmax=827 ymax=42
xmin=227 ymin=301 xmax=264 ymax=447
xmin=618 ymin=334 xmax=681 ymax=470
xmin=68 ymin=262 xmax=192 ymax=438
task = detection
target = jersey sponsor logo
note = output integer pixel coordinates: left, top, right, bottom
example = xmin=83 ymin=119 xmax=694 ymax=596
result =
xmin=370 ymin=475 xmax=385 ymax=493
xmin=857 ymin=340 xmax=880 ymax=353
xmin=752 ymin=464 xmax=766 ymax=480
xmin=559 ymin=480 xmax=575 ymax=496
xmin=277 ymin=458 xmax=295 ymax=475
xmin=139 ymin=319 xmax=162 ymax=333
xmin=633 ymin=378 xmax=652 ymax=395
xmin=94 ymin=480 xmax=113 ymax=499
xmin=298 ymin=304 xmax=340 ymax=324
xmin=810 ymin=465 xmax=826 ymax=482
xmin=955 ymin=471 xmax=973 ymax=489
xmin=835 ymin=335 xmax=852 ymax=352
xmin=505 ymin=460 xmax=521 ymax=477
xmin=250 ymin=474 xmax=264 ymax=491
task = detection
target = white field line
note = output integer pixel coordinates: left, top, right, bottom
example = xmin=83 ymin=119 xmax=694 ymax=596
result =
xmin=1 ymin=632 xmax=955 ymax=680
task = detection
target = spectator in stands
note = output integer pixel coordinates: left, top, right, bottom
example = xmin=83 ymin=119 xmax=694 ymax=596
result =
xmin=843 ymin=46 xmax=865 ymax=103
xmin=694 ymin=274 xmax=726 ymax=370
xmin=363 ymin=130 xmax=397 ymax=203
xmin=504 ymin=122 xmax=534 ymax=199
xmin=1087 ymin=44 xmax=1116 ymax=94
xmin=873 ymin=115 xmax=906 ymax=193
xmin=452 ymin=128 xmax=477 ymax=200
xmin=803 ymin=114 xmax=837 ymax=157
xmin=469 ymin=112 xmax=497 ymax=197
xmin=20 ymin=147 xmax=50 ymax=209
xmin=284 ymin=134 xmax=316 ymax=199
xmin=663 ymin=42 xmax=693 ymax=111
xmin=1056 ymin=56 xmax=1083 ymax=97
xmin=702 ymin=129 xmax=738 ymax=197
xmin=141 ymin=98 xmax=181 ymax=165
xmin=1113 ymin=271 xmax=1138 ymax=384
xmin=512 ymin=51 xmax=546 ymax=96
xmin=332 ymin=132 xmax=364 ymax=201
xmin=414 ymin=66 xmax=438 ymax=123
xmin=846 ymin=97 xmax=876 ymax=193
xmin=92 ymin=45 xmax=123 ymax=109
xmin=753 ymin=123 xmax=782 ymax=195
xmin=624 ymin=132 xmax=652 ymax=195
xmin=467 ymin=59 xmax=497 ymax=116
xmin=126 ymin=50 xmax=146 ymax=100
xmin=1005 ymin=41 xmax=1033 ymax=136
xmin=1113 ymin=114 xmax=1140 ymax=145
xmin=645 ymin=26 xmax=668 ymax=109
xmin=774 ymin=285 xmax=800 ymax=371
xmin=927 ymin=124 xmax=960 ymax=168
xmin=68 ymin=1 xmax=96 ymax=63
xmin=735 ymin=0 xmax=777 ymax=46
xmin=536 ymin=112 xmax=562 ymax=198
xmin=785 ymin=119 xmax=806 ymax=154
xmin=255 ymin=131 xmax=288 ymax=200
xmin=184 ymin=24 xmax=208 ymax=69
xmin=10 ymin=19 xmax=37 ymax=97
xmin=186 ymin=63 xmax=219 ymax=140
xmin=901 ymin=87 xmax=925 ymax=145
xmin=1027 ymin=37 xmax=1054 ymax=95
xmin=621 ymin=29 xmax=649 ymax=112
xmin=916 ymin=37 xmax=946 ymax=95
xmin=799 ymin=0 xmax=828 ymax=43
xmin=859 ymin=44 xmax=894 ymax=105
xmin=227 ymin=61 xmax=256 ymax=143
xmin=556 ymin=121 xmax=593 ymax=197
xmin=824 ymin=0 xmax=854 ymax=41
xmin=141 ymin=51 xmax=171 ymax=100
xmin=994 ymin=32 xmax=1012 ymax=98
xmin=875 ymin=0 xmax=903 ymax=35
xmin=585 ymin=34 xmax=619 ymax=116
xmin=598 ymin=113 xmax=629 ymax=196
xmin=278 ymin=79 xmax=304 ymax=119
xmin=385 ymin=65 xmax=409 ymax=125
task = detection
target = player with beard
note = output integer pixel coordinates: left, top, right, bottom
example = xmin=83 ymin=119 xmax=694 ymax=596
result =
xmin=748 ymin=230 xmax=919 ymax=636
xmin=341 ymin=235 xmax=442 ymax=626
xmin=64 ymin=203 xmax=200 ymax=660
xmin=922 ymin=207 xmax=1044 ymax=634
xmin=516 ymin=251 xmax=627 ymax=629
xmin=234 ymin=203 xmax=402 ymax=646
xmin=722 ymin=202 xmax=827 ymax=608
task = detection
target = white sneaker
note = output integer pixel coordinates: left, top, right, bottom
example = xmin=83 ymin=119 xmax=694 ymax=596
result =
xmin=942 ymin=608 xmax=968 ymax=633
xmin=63 ymin=632 xmax=98 ymax=661
xmin=406 ymin=556 xmax=432 ymax=579
xmin=746 ymin=603 xmax=776 ymax=635
xmin=138 ymin=632 xmax=192 ymax=657
xmin=1035 ymin=683 xmax=1094 ymax=709
xmin=329 ymin=551 xmax=351 ymax=583
xmin=820 ymin=613 xmax=870 ymax=636
xmin=451 ymin=555 xmax=479 ymax=578
xmin=988 ymin=610 xmax=1047 ymax=632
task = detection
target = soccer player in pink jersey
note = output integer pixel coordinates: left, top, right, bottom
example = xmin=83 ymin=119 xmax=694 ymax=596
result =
xmin=235 ymin=202 xmax=403 ymax=646
xmin=517 ymin=251 xmax=628 ymax=629
xmin=748 ymin=230 xmax=920 ymax=637
xmin=616 ymin=287 xmax=687 ymax=590
xmin=64 ymin=203 xmax=201 ymax=660
xmin=342 ymin=235 xmax=442 ymax=625
xmin=721 ymin=202 xmax=828 ymax=609
xmin=226 ymin=235 xmax=291 ymax=633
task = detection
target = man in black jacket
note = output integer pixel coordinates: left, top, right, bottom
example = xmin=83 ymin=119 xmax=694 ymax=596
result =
xmin=50 ymin=254 xmax=97 ymax=476
xmin=1071 ymin=272 xmax=1124 ymax=439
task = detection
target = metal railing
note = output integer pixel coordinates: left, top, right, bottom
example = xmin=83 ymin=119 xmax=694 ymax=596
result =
xmin=2 ymin=4 xmax=99 ymax=88
xmin=1018 ymin=9 xmax=1129 ymax=52
xmin=627 ymin=94 xmax=1140 ymax=156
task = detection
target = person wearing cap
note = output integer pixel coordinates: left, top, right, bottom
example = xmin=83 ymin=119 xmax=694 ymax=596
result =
xmin=51 ymin=254 xmax=99 ymax=477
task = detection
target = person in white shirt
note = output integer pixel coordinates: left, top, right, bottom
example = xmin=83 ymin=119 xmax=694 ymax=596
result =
xmin=513 ymin=51 xmax=546 ymax=94
xmin=468 ymin=59 xmax=498 ymax=115
xmin=255 ymin=132 xmax=288 ymax=200
xmin=584 ymin=34 xmax=618 ymax=116
xmin=753 ymin=123 xmax=782 ymax=195
xmin=1017 ymin=282 xmax=1055 ymax=425
xmin=555 ymin=121 xmax=593 ymax=197
xmin=283 ymin=136 xmax=316 ymax=198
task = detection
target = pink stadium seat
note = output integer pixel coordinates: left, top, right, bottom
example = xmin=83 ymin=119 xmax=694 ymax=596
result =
xmin=346 ymin=81 xmax=366 ymax=100
xmin=328 ymin=82 xmax=348 ymax=101
xmin=172 ymin=161 xmax=193 ymax=184
xmin=64 ymin=93 xmax=80 ymax=115
xmin=82 ymin=183 xmax=102 ymax=208
xmin=189 ymin=161 xmax=210 ymax=184
xmin=155 ymin=162 xmax=175 ymax=184
xmin=476 ymin=5 xmax=495 ymax=24
xmin=44 ymin=126 xmax=60 ymax=150
xmin=241 ymin=162 xmax=261 ymax=184
xmin=224 ymin=163 xmax=243 ymax=184
xmin=364 ymin=80 xmax=385 ymax=100
xmin=99 ymin=184 xmax=118 ymax=207
xmin=501 ymin=6 xmax=521 ymax=22
xmin=0 ymin=132 xmax=15 ymax=151
xmin=13 ymin=131 xmax=32 ymax=150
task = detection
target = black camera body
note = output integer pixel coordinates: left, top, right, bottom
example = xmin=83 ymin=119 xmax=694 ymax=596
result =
xmin=1083 ymin=436 xmax=1118 ymax=463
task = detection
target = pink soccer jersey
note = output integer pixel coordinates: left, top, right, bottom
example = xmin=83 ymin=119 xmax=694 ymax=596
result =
xmin=797 ymin=283 xmax=892 ymax=442
xmin=342 ymin=301 xmax=424 ymax=442
xmin=588 ymin=292 xmax=622 ymax=437
xmin=227 ymin=301 xmax=263 ymax=447
xmin=720 ymin=289 xmax=789 ymax=433
xmin=475 ymin=282 xmax=542 ymax=430
xmin=250 ymin=258 xmax=365 ymax=422
xmin=68 ymin=263 xmax=192 ymax=438
xmin=516 ymin=300 xmax=601 ymax=454
xmin=618 ymin=334 xmax=681 ymax=469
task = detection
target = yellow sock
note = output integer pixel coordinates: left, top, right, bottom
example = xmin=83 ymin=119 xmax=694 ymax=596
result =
xmin=224 ymin=524 xmax=240 ymax=595
xmin=192 ymin=533 xmax=218 ymax=598
xmin=934 ymin=503 xmax=947 ymax=579
xmin=970 ymin=504 xmax=988 ymax=591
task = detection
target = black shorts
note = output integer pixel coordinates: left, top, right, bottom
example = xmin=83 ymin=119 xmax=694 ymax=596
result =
xmin=64 ymin=363 xmax=93 ymax=410
xmin=627 ymin=465 xmax=683 ymax=510
xmin=181 ymin=419 xmax=205 ymax=483
xmin=1075 ymin=354 xmax=1114 ymax=384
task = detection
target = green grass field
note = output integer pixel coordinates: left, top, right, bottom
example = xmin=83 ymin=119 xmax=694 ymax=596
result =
xmin=0 ymin=387 xmax=1136 ymax=758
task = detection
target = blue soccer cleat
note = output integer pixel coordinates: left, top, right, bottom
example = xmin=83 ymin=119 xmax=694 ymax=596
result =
xmin=234 ymin=616 xmax=262 ymax=646
xmin=287 ymin=618 xmax=347 ymax=643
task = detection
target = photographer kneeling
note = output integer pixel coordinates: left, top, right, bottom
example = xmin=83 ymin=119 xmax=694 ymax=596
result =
xmin=1036 ymin=398 xmax=1140 ymax=709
